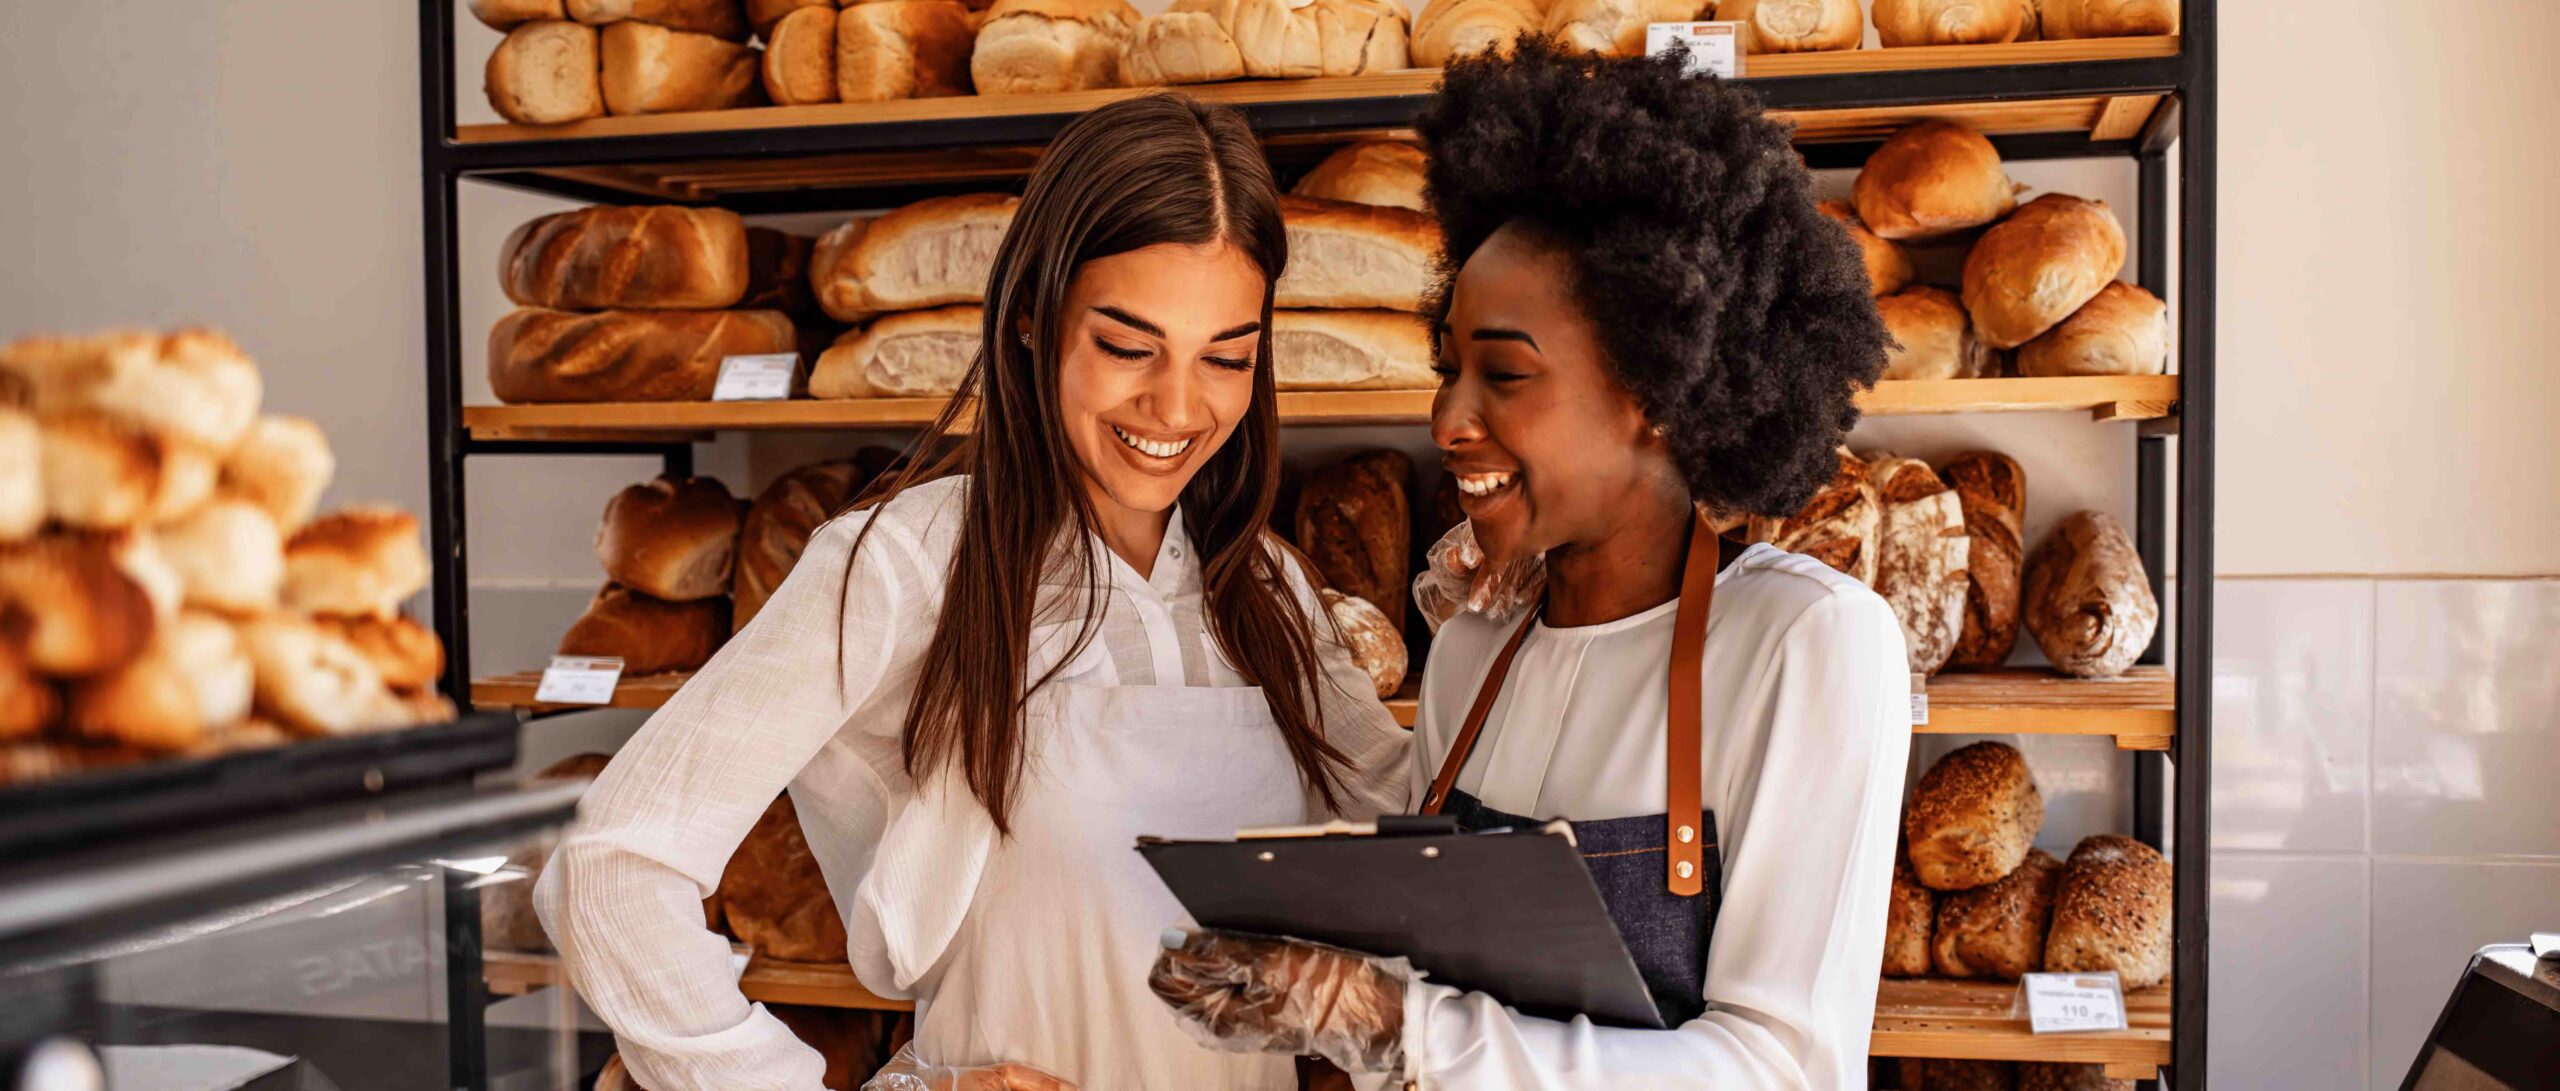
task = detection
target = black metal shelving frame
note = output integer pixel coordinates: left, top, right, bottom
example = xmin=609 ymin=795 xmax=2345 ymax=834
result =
xmin=415 ymin=1 xmax=2216 ymax=1085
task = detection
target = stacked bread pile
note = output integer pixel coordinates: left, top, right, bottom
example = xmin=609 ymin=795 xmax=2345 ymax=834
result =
xmin=1122 ymin=0 xmax=1411 ymax=87
xmin=478 ymin=0 xmax=768 ymax=124
xmin=558 ymin=475 xmax=744 ymax=674
xmin=808 ymin=194 xmax=1013 ymax=400
xmin=1288 ymin=450 xmax=1413 ymax=697
xmin=0 ymin=330 xmax=451 ymax=784
xmin=760 ymin=0 xmax=987 ymax=105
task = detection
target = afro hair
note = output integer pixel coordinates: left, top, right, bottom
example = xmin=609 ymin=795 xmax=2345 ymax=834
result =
xmin=1414 ymin=38 xmax=1888 ymax=518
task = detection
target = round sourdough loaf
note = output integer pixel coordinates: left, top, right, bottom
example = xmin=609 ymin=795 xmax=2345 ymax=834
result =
xmin=2016 ymin=280 xmax=2167 ymax=377
xmin=1905 ymin=740 xmax=2044 ymax=890
xmin=1876 ymin=286 xmax=1989 ymax=381
xmin=2021 ymin=510 xmax=2156 ymax=678
xmin=1875 ymin=0 xmax=2034 ymax=45
xmin=1853 ymin=121 xmax=2017 ymax=241
xmin=1961 ymin=193 xmax=2127 ymax=348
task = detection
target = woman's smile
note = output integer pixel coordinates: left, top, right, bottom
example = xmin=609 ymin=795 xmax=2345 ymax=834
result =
xmin=1106 ymin=422 xmax=1202 ymax=468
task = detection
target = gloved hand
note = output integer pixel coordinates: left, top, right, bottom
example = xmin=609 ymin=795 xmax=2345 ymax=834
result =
xmin=1148 ymin=928 xmax=1412 ymax=1074
xmin=1411 ymin=520 xmax=1543 ymax=634
xmin=859 ymin=1044 xmax=1077 ymax=1091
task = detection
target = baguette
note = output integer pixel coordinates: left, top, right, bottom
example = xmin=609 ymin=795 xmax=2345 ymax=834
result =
xmin=487 ymin=308 xmax=796 ymax=404
xmin=485 ymin=21 xmax=605 ymax=125
xmin=569 ymin=0 xmax=749 ymax=39
xmin=1274 ymin=196 xmax=1441 ymax=312
xmin=500 ymin=205 xmax=751 ymax=311
xmin=601 ymin=22 xmax=765 ymax=116
xmin=838 ymin=0 xmax=978 ymax=103
xmin=809 ymin=306 xmax=982 ymax=399
xmin=809 ymin=194 xmax=1017 ymax=322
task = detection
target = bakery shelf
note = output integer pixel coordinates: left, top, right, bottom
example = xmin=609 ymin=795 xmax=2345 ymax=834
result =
xmin=484 ymin=948 xmax=914 ymax=1013
xmin=1870 ymin=976 xmax=2170 ymax=1080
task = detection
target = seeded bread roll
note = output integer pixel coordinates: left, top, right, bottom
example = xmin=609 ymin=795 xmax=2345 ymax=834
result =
xmin=1962 ymin=193 xmax=2127 ymax=349
xmin=597 ymin=476 xmax=745 ymax=602
xmin=810 ymin=194 xmax=1018 ymax=322
xmin=1932 ymin=846 xmax=2062 ymax=979
xmin=2019 ymin=1063 xmax=2132 ymax=1091
xmin=0 ymin=328 xmax=263 ymax=452
xmin=1882 ymin=852 xmax=1935 ymax=977
xmin=1272 ymin=310 xmax=1434 ymax=392
xmin=2035 ymin=0 xmax=2176 ymax=39
xmin=2044 ymin=834 xmax=2172 ymax=988
xmin=2016 ymin=281 xmax=2167 ymax=378
xmin=718 ymin=792 xmax=850 ymax=962
xmin=0 ymin=408 xmax=36 ymax=543
xmin=601 ymin=22 xmax=766 ymax=116
xmin=2021 ymin=510 xmax=2156 ymax=678
xmin=0 ymin=534 xmax=161 ymax=677
xmin=313 ymin=615 xmax=447 ymax=693
xmin=557 ymin=583 xmax=728 ymax=675
xmin=1877 ymin=286 xmax=1992 ymax=382
xmin=1321 ymin=588 xmax=1407 ymax=698
xmin=1939 ymin=451 xmax=2025 ymax=670
xmin=487 ymin=308 xmax=798 ymax=403
xmin=1853 ymin=121 xmax=2017 ymax=241
xmin=485 ymin=20 xmax=606 ymax=125
xmin=970 ymin=0 xmax=1142 ymax=95
xmin=220 ymin=415 xmax=335 ymax=535
xmin=1720 ymin=0 xmax=1864 ymax=52
xmin=1292 ymin=142 xmax=1428 ymax=212
xmin=283 ymin=508 xmax=431 ymax=621
xmin=734 ymin=460 xmax=868 ymax=631
xmin=809 ymin=305 xmax=981 ymax=399
xmin=1871 ymin=455 xmax=1969 ymax=675
xmin=470 ymin=0 xmax=571 ymax=30
xmin=155 ymin=498 xmax=286 ymax=616
xmin=838 ymin=0 xmax=978 ymax=102
xmin=570 ymin=0 xmax=750 ymax=38
xmin=1752 ymin=448 xmax=1880 ymax=586
xmin=66 ymin=612 xmax=253 ymax=753
xmin=1411 ymin=0 xmax=1542 ymax=66
xmin=1905 ymin=740 xmax=2044 ymax=891
xmin=1818 ymin=201 xmax=1914 ymax=298
xmin=501 ymin=205 xmax=751 ymax=311
xmin=1273 ymin=196 xmax=1441 ymax=312
xmin=1874 ymin=0 xmax=2034 ymax=46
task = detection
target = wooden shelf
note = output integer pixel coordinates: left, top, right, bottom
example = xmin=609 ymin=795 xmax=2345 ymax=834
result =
xmin=1871 ymin=976 xmax=2170 ymax=1080
xmin=485 ymin=948 xmax=914 ymax=1012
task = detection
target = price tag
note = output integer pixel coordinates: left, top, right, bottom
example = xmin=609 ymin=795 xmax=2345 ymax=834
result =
xmin=1645 ymin=22 xmax=1743 ymax=78
xmin=2020 ymin=971 xmax=2129 ymax=1034
xmin=712 ymin=353 xmax=798 ymax=402
xmin=1910 ymin=672 xmax=1930 ymax=726
xmin=533 ymin=656 xmax=624 ymax=705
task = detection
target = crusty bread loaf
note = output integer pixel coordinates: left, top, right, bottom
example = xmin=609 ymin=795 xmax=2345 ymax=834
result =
xmin=313 ymin=615 xmax=446 ymax=693
xmin=601 ymin=21 xmax=766 ymax=116
xmin=0 ymin=408 xmax=37 ymax=543
xmin=2044 ymin=834 xmax=2172 ymax=988
xmin=487 ymin=308 xmax=798 ymax=403
xmin=1905 ymin=740 xmax=2043 ymax=891
xmin=66 ymin=612 xmax=252 ymax=753
xmin=2034 ymin=0 xmax=2175 ymax=39
xmin=487 ymin=21 xmax=606 ymax=125
xmin=1754 ymin=448 xmax=1880 ymax=586
xmin=597 ymin=476 xmax=745 ymax=602
xmin=718 ymin=792 xmax=850 ymax=962
xmin=1412 ymin=0 xmax=1542 ymax=66
xmin=750 ymin=0 xmax=839 ymax=36
xmin=1126 ymin=0 xmax=1409 ymax=84
xmin=1274 ymin=196 xmax=1441 ymax=312
xmin=558 ymin=583 xmax=727 ymax=674
xmin=1293 ymin=142 xmax=1427 ymax=212
xmin=809 ymin=194 xmax=1018 ymax=322
xmin=283 ymin=507 xmax=430 ymax=621
xmin=2019 ymin=1062 xmax=2132 ymax=1091
xmin=2016 ymin=281 xmax=2167 ymax=378
xmin=1932 ymin=846 xmax=2061 ymax=979
xmin=1295 ymin=450 xmax=1410 ymax=631
xmin=155 ymin=498 xmax=285 ymax=616
xmin=1123 ymin=7 xmax=1246 ymax=85
xmin=1874 ymin=0 xmax=2033 ymax=46
xmin=1272 ymin=310 xmax=1434 ymax=392
xmin=1818 ymin=201 xmax=1914 ymax=298
xmin=469 ymin=0 xmax=570 ymax=30
xmin=0 ymin=642 xmax=56 ymax=741
xmin=762 ymin=4 xmax=839 ymax=104
xmin=1900 ymin=1057 xmax=2019 ymax=1091
xmin=2021 ymin=510 xmax=2156 ymax=678
xmin=1939 ymin=452 xmax=2025 ymax=670
xmin=1853 ymin=121 xmax=2017 ymax=241
xmin=1872 ymin=455 xmax=1969 ymax=675
xmin=220 ymin=415 xmax=334 ymax=535
xmin=1882 ymin=853 xmax=1935 ymax=977
xmin=1542 ymin=0 xmax=1705 ymax=56
xmin=570 ymin=0 xmax=749 ymax=38
xmin=1321 ymin=587 xmax=1407 ymax=698
xmin=1962 ymin=193 xmax=2127 ymax=349
xmin=809 ymin=306 xmax=981 ymax=399
xmin=838 ymin=0 xmax=978 ymax=102
xmin=1877 ymin=286 xmax=1992 ymax=382
xmin=1720 ymin=0 xmax=1864 ymax=52
xmin=0 ymin=535 xmax=161 ymax=677
xmin=0 ymin=328 xmax=263 ymax=451
xmin=735 ymin=460 xmax=867 ymax=631
xmin=238 ymin=614 xmax=406 ymax=736
xmin=501 ymin=205 xmax=752 ymax=311
xmin=970 ymin=0 xmax=1141 ymax=95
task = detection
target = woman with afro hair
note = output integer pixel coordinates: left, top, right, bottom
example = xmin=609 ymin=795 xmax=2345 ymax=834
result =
xmin=1151 ymin=40 xmax=1911 ymax=1090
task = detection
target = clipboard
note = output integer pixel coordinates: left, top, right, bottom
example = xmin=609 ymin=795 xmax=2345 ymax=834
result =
xmin=1137 ymin=817 xmax=1667 ymax=1029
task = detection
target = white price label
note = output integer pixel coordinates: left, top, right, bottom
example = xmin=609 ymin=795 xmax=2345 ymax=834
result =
xmin=533 ymin=656 xmax=624 ymax=705
xmin=1645 ymin=22 xmax=1743 ymax=78
xmin=2021 ymin=972 xmax=2129 ymax=1034
xmin=712 ymin=353 xmax=798 ymax=401
xmin=1909 ymin=673 xmax=1930 ymax=726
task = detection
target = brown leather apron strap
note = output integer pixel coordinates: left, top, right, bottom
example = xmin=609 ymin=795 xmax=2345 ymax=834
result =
xmin=1419 ymin=604 xmax=1540 ymax=816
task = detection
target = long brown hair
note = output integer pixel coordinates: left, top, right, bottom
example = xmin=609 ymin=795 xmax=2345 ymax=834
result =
xmin=852 ymin=94 xmax=1350 ymax=834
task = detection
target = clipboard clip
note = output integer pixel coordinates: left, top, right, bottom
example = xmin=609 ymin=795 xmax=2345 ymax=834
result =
xmin=1232 ymin=815 xmax=1463 ymax=840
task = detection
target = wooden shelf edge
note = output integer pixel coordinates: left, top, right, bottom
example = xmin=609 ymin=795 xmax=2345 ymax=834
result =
xmin=1871 ymin=977 xmax=2172 ymax=1068
xmin=484 ymin=948 xmax=914 ymax=1012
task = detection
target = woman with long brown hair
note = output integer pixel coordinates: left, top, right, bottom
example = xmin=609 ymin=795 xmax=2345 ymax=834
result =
xmin=536 ymin=93 xmax=1409 ymax=1091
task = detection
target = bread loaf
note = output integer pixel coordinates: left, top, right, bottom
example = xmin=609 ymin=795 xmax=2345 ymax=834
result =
xmin=735 ymin=460 xmax=867 ymax=630
xmin=2034 ymin=0 xmax=2175 ymax=39
xmin=66 ymin=613 xmax=252 ymax=753
xmin=0 ymin=535 xmax=160 ymax=676
xmin=155 ymin=498 xmax=285 ymax=616
xmin=488 ymin=307 xmax=797 ymax=403
xmin=239 ymin=615 xmax=406 ymax=736
xmin=1900 ymin=1057 xmax=2018 ymax=1091
xmin=1720 ymin=0 xmax=1864 ymax=52
xmin=810 ymin=194 xmax=1017 ymax=322
xmin=839 ymin=0 xmax=978 ymax=102
xmin=570 ymin=0 xmax=749 ymax=38
xmin=2019 ymin=1063 xmax=2132 ymax=1091
xmin=1853 ymin=122 xmax=2016 ymax=241
xmin=1272 ymin=310 xmax=1434 ymax=392
xmin=0 ymin=328 xmax=263 ymax=451
xmin=2044 ymin=833 xmax=2171 ymax=987
xmin=283 ymin=508 xmax=430 ymax=621
xmin=469 ymin=0 xmax=570 ymax=30
xmin=810 ymin=306 xmax=981 ymax=399
xmin=501 ymin=205 xmax=751 ymax=311
xmin=1882 ymin=853 xmax=1935 ymax=977
xmin=1321 ymin=588 xmax=1407 ymax=698
xmin=0 ymin=643 xmax=56 ymax=741
xmin=220 ymin=415 xmax=334 ymax=535
xmin=558 ymin=583 xmax=727 ymax=674
xmin=0 ymin=408 xmax=37 ymax=542
xmin=1932 ymin=847 xmax=2061 ymax=979
xmin=1818 ymin=201 xmax=1914 ymax=298
xmin=1274 ymin=196 xmax=1440 ymax=312
xmin=971 ymin=0 xmax=1141 ymax=95
xmin=1755 ymin=448 xmax=1880 ymax=586
xmin=2016 ymin=281 xmax=2166 ymax=378
xmin=718 ymin=792 xmax=849 ymax=962
xmin=598 ymin=476 xmax=745 ymax=602
xmin=486 ymin=21 xmax=606 ymax=125
xmin=1874 ymin=0 xmax=2034 ymax=46
xmin=1939 ymin=452 xmax=2024 ymax=670
xmin=1126 ymin=0 xmax=1409 ymax=84
xmin=1905 ymin=740 xmax=2043 ymax=891
xmin=1295 ymin=450 xmax=1410 ymax=631
xmin=1872 ymin=455 xmax=1969 ymax=675
xmin=750 ymin=0 xmax=839 ymax=36
xmin=1542 ymin=0 xmax=1706 ymax=56
xmin=1411 ymin=0 xmax=1542 ymax=66
xmin=1292 ymin=142 xmax=1428 ymax=212
xmin=314 ymin=615 xmax=447 ymax=693
xmin=760 ymin=4 xmax=839 ymax=103
xmin=1122 ymin=7 xmax=1246 ymax=85
xmin=2021 ymin=510 xmax=2155 ymax=678
xmin=1877 ymin=286 xmax=1991 ymax=382
xmin=1962 ymin=193 xmax=2126 ymax=349
xmin=601 ymin=22 xmax=765 ymax=116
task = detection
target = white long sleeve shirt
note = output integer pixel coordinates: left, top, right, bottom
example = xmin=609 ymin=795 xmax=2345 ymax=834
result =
xmin=534 ymin=475 xmax=1409 ymax=1091
xmin=1386 ymin=545 xmax=1911 ymax=1091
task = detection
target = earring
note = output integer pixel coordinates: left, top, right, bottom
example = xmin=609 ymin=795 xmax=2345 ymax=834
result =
xmin=1017 ymin=333 xmax=1031 ymax=348
xmin=1651 ymin=423 xmax=1667 ymax=437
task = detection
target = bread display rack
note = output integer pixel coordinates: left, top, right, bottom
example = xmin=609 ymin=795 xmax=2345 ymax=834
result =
xmin=419 ymin=3 xmax=2216 ymax=1087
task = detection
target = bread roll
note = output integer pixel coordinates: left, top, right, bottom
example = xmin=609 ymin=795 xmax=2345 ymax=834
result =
xmin=37 ymin=411 xmax=173 ymax=531
xmin=718 ymin=792 xmax=849 ymax=962
xmin=1961 ymin=193 xmax=2127 ymax=349
xmin=66 ymin=613 xmax=252 ymax=753
xmin=1874 ymin=0 xmax=2033 ymax=46
xmin=1905 ymin=740 xmax=2043 ymax=891
xmin=220 ymin=415 xmax=335 ymax=535
xmin=283 ymin=507 xmax=430 ymax=620
xmin=1755 ymin=448 xmax=1880 ymax=586
xmin=601 ymin=22 xmax=766 ymax=116
xmin=970 ymin=0 xmax=1142 ymax=95
xmin=2019 ymin=1063 xmax=2132 ymax=1091
xmin=810 ymin=194 xmax=1017 ymax=322
xmin=486 ymin=21 xmax=606 ymax=125
xmin=2021 ymin=510 xmax=2155 ymax=678
xmin=1877 ymin=286 xmax=1991 ymax=382
xmin=1123 ymin=7 xmax=1247 ymax=85
xmin=1295 ymin=450 xmax=1410 ymax=631
xmin=810 ymin=306 xmax=981 ymax=399
xmin=2044 ymin=834 xmax=2172 ymax=988
xmin=2035 ymin=0 xmax=2175 ymax=39
xmin=0 ymin=642 xmax=57 ymax=741
xmin=239 ymin=615 xmax=407 ymax=736
xmin=106 ymin=530 xmax=184 ymax=625
xmin=1126 ymin=0 xmax=1409 ymax=84
xmin=155 ymin=498 xmax=285 ymax=616
xmin=1721 ymin=0 xmax=1863 ymax=52
xmin=2016 ymin=281 xmax=2166 ymax=378
xmin=487 ymin=308 xmax=798 ymax=403
xmin=313 ymin=615 xmax=446 ymax=693
xmin=598 ymin=476 xmax=745 ymax=602
xmin=839 ymin=0 xmax=978 ymax=102
xmin=760 ymin=5 xmax=839 ymax=104
xmin=1817 ymin=201 xmax=1914 ymax=298
xmin=1293 ymin=142 xmax=1427 ymax=212
xmin=1542 ymin=0 xmax=1705 ymax=56
xmin=1272 ymin=310 xmax=1433 ymax=392
xmin=469 ymin=0 xmax=571 ymax=30
xmin=558 ymin=583 xmax=727 ymax=674
xmin=1274 ymin=196 xmax=1440 ymax=312
xmin=1872 ymin=455 xmax=1969 ymax=675
xmin=1900 ymin=1058 xmax=2019 ymax=1091
xmin=1411 ymin=0 xmax=1542 ymax=66
xmin=570 ymin=0 xmax=750 ymax=38
xmin=1882 ymin=853 xmax=1935 ymax=977
xmin=0 ymin=328 xmax=263 ymax=451
xmin=0 ymin=536 xmax=161 ymax=677
xmin=1853 ymin=122 xmax=2016 ymax=242
xmin=0 ymin=408 xmax=37 ymax=543
xmin=1932 ymin=846 xmax=2061 ymax=979
xmin=1321 ymin=587 xmax=1407 ymax=698
xmin=735 ymin=461 xmax=867 ymax=630
xmin=1939 ymin=452 xmax=2024 ymax=670
xmin=501 ymin=205 xmax=752 ymax=311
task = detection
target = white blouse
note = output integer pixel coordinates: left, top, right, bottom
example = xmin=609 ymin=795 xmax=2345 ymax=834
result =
xmin=1385 ymin=545 xmax=1912 ymax=1091
xmin=535 ymin=474 xmax=1410 ymax=1091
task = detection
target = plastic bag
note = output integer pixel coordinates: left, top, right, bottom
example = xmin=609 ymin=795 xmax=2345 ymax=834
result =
xmin=1148 ymin=928 xmax=1412 ymax=1075
xmin=1411 ymin=520 xmax=1543 ymax=634
xmin=859 ymin=1044 xmax=1076 ymax=1091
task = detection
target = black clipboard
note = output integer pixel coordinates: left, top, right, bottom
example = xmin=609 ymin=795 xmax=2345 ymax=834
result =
xmin=1137 ymin=818 xmax=1666 ymax=1029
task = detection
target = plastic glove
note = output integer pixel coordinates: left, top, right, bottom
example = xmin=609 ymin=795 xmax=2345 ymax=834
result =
xmin=1411 ymin=520 xmax=1544 ymax=634
xmin=859 ymin=1044 xmax=1077 ymax=1091
xmin=1148 ymin=928 xmax=1412 ymax=1074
